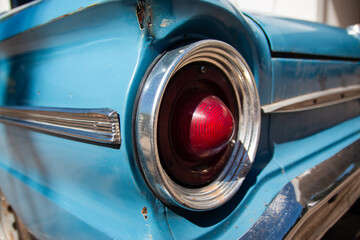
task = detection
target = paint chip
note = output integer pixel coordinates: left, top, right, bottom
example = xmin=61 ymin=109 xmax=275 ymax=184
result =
xmin=160 ymin=19 xmax=173 ymax=27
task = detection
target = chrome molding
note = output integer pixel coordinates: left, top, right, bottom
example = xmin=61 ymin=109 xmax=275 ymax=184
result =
xmin=0 ymin=107 xmax=120 ymax=145
xmin=134 ymin=40 xmax=261 ymax=210
xmin=262 ymin=85 xmax=360 ymax=113
xmin=239 ymin=140 xmax=360 ymax=240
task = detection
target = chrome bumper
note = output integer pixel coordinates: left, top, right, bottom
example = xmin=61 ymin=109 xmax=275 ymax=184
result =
xmin=240 ymin=140 xmax=360 ymax=240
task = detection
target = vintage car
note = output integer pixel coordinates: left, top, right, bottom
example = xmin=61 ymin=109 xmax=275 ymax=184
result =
xmin=0 ymin=0 xmax=359 ymax=239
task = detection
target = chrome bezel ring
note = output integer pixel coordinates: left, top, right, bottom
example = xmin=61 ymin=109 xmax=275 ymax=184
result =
xmin=134 ymin=40 xmax=261 ymax=210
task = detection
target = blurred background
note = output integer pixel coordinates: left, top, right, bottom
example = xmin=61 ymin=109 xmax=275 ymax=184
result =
xmin=1 ymin=0 xmax=360 ymax=28
xmin=230 ymin=0 xmax=360 ymax=28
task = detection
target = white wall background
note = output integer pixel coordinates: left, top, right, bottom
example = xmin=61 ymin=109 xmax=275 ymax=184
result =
xmin=229 ymin=0 xmax=360 ymax=28
xmin=323 ymin=0 xmax=360 ymax=28
xmin=0 ymin=0 xmax=10 ymax=13
xmin=230 ymin=0 xmax=320 ymax=22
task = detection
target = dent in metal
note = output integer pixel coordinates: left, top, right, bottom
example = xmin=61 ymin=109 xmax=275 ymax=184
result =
xmin=239 ymin=140 xmax=360 ymax=240
xmin=0 ymin=107 xmax=121 ymax=145
xmin=262 ymin=85 xmax=360 ymax=113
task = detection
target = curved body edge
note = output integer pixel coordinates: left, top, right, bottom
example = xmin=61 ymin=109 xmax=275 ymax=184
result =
xmin=0 ymin=0 xmax=358 ymax=239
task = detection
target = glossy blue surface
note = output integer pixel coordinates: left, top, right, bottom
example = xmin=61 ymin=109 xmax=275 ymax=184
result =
xmin=0 ymin=0 xmax=274 ymax=238
xmin=0 ymin=0 xmax=114 ymax=41
xmin=272 ymin=59 xmax=360 ymax=102
xmin=246 ymin=13 xmax=360 ymax=59
xmin=0 ymin=1 xmax=169 ymax=239
xmin=0 ymin=0 xmax=359 ymax=239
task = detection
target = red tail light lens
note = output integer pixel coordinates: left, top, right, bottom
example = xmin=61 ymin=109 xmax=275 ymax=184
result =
xmin=157 ymin=62 xmax=239 ymax=187
xmin=175 ymin=95 xmax=234 ymax=158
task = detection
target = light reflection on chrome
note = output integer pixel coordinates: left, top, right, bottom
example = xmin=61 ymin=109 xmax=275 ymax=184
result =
xmin=0 ymin=106 xmax=120 ymax=145
xmin=134 ymin=40 xmax=261 ymax=211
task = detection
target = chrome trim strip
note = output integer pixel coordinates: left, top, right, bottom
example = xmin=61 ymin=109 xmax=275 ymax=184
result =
xmin=0 ymin=107 xmax=121 ymax=145
xmin=239 ymin=139 xmax=360 ymax=240
xmin=262 ymin=85 xmax=360 ymax=113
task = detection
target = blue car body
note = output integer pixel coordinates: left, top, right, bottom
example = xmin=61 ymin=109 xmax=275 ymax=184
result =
xmin=0 ymin=0 xmax=359 ymax=239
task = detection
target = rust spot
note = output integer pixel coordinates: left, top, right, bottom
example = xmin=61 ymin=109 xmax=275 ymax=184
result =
xmin=141 ymin=206 xmax=148 ymax=220
xmin=235 ymin=226 xmax=238 ymax=229
xmin=82 ymin=3 xmax=98 ymax=11
xmin=136 ymin=4 xmax=145 ymax=30
xmin=135 ymin=0 xmax=153 ymax=35
xmin=50 ymin=13 xmax=72 ymax=22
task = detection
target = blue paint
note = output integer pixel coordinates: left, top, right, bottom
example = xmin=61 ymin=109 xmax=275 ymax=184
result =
xmin=147 ymin=0 xmax=274 ymax=105
xmin=246 ymin=13 xmax=360 ymax=59
xmin=0 ymin=0 xmax=119 ymax=41
xmin=272 ymin=59 xmax=360 ymax=102
xmin=0 ymin=0 xmax=359 ymax=239
xmin=239 ymin=183 xmax=303 ymax=240
xmin=0 ymin=165 xmax=111 ymax=240
xmin=243 ymin=15 xmax=273 ymax=105
xmin=0 ymin=1 xmax=172 ymax=239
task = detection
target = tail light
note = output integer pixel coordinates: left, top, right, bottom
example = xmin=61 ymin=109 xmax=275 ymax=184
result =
xmin=134 ymin=40 xmax=260 ymax=210
xmin=175 ymin=94 xmax=234 ymax=159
